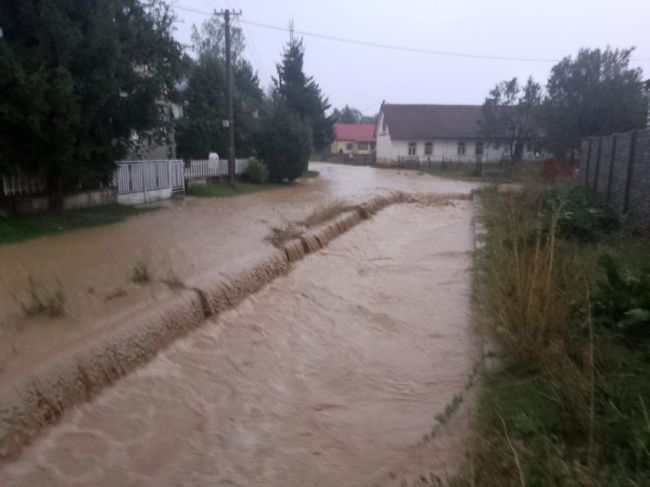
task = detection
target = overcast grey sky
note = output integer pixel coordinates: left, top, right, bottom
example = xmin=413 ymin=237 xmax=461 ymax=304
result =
xmin=172 ymin=0 xmax=650 ymax=116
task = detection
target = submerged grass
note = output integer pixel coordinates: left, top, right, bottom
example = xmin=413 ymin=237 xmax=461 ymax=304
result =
xmin=266 ymin=225 xmax=303 ymax=248
xmin=453 ymin=181 xmax=650 ymax=486
xmin=187 ymin=181 xmax=283 ymax=198
xmin=0 ymin=204 xmax=153 ymax=245
xmin=19 ymin=277 xmax=66 ymax=318
xmin=266 ymin=200 xmax=352 ymax=248
xmin=298 ymin=200 xmax=351 ymax=228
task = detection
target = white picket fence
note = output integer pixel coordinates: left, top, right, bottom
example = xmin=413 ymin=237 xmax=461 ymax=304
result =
xmin=184 ymin=158 xmax=249 ymax=180
xmin=1 ymin=174 xmax=47 ymax=196
xmin=2 ymin=158 xmax=250 ymax=205
xmin=114 ymin=160 xmax=184 ymax=195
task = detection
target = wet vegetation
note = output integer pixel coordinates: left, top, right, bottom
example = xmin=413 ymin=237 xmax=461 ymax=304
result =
xmin=19 ymin=277 xmax=66 ymax=318
xmin=454 ymin=177 xmax=650 ymax=486
xmin=161 ymin=270 xmax=186 ymax=291
xmin=244 ymin=158 xmax=270 ymax=184
xmin=0 ymin=204 xmax=152 ymax=245
xmin=131 ymin=261 xmax=151 ymax=284
xmin=266 ymin=224 xmax=304 ymax=248
xmin=266 ymin=199 xmax=352 ymax=248
xmin=298 ymin=200 xmax=351 ymax=228
xmin=187 ymin=181 xmax=283 ymax=198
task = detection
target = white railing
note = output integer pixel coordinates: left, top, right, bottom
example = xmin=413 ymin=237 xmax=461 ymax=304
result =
xmin=2 ymin=158 xmax=250 ymax=201
xmin=184 ymin=158 xmax=249 ymax=180
xmin=1 ymin=174 xmax=46 ymax=196
xmin=114 ymin=160 xmax=184 ymax=194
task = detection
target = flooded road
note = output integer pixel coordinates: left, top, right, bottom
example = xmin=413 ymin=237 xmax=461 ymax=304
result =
xmin=0 ymin=163 xmax=476 ymax=384
xmin=1 ymin=201 xmax=476 ymax=486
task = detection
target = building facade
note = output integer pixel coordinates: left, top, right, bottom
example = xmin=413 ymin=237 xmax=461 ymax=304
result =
xmin=375 ymin=103 xmax=536 ymax=165
xmin=330 ymin=124 xmax=376 ymax=155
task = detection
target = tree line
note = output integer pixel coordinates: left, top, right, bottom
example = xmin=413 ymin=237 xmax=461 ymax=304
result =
xmin=481 ymin=47 xmax=648 ymax=163
xmin=0 ymin=1 xmax=335 ymax=210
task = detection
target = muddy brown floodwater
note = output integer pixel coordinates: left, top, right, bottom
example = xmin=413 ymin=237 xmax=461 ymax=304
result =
xmin=0 ymin=163 xmax=476 ymax=385
xmin=1 ymin=201 xmax=477 ymax=486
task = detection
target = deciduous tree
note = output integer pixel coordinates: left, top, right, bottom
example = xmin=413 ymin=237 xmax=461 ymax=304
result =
xmin=543 ymin=47 xmax=647 ymax=159
xmin=0 ymin=0 xmax=183 ymax=210
xmin=175 ymin=13 xmax=263 ymax=159
xmin=481 ymin=77 xmax=542 ymax=163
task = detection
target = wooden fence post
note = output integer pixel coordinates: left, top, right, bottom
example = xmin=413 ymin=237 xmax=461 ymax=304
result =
xmin=623 ymin=130 xmax=638 ymax=214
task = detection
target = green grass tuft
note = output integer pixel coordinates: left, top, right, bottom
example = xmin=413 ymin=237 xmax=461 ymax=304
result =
xmin=0 ymin=204 xmax=153 ymax=245
xmin=454 ymin=180 xmax=650 ymax=486
xmin=187 ymin=182 xmax=283 ymax=198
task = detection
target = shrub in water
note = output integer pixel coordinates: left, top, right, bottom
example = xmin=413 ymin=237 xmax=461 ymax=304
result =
xmin=245 ymin=158 xmax=269 ymax=184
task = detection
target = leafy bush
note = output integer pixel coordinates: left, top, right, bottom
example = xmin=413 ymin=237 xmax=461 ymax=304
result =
xmin=544 ymin=187 xmax=619 ymax=242
xmin=245 ymin=158 xmax=269 ymax=184
xmin=255 ymin=99 xmax=312 ymax=182
xmin=592 ymin=255 xmax=650 ymax=337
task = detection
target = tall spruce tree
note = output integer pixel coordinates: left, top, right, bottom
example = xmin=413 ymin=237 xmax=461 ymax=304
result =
xmin=273 ymin=37 xmax=333 ymax=152
xmin=0 ymin=0 xmax=183 ymax=210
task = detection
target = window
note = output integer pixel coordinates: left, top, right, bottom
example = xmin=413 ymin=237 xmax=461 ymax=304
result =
xmin=358 ymin=142 xmax=369 ymax=151
xmin=346 ymin=143 xmax=353 ymax=151
xmin=408 ymin=142 xmax=417 ymax=156
xmin=475 ymin=141 xmax=484 ymax=156
xmin=370 ymin=142 xmax=376 ymax=150
xmin=526 ymin=143 xmax=533 ymax=153
xmin=457 ymin=142 xmax=466 ymax=155
xmin=424 ymin=142 xmax=433 ymax=155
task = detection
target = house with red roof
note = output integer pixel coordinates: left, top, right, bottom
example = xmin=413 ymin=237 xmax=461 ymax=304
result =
xmin=331 ymin=123 xmax=376 ymax=155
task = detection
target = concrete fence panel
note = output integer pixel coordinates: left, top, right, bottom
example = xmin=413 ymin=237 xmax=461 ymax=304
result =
xmin=581 ymin=128 xmax=650 ymax=231
xmin=608 ymin=132 xmax=632 ymax=214
xmin=628 ymin=130 xmax=650 ymax=229
xmin=595 ymin=135 xmax=614 ymax=200
xmin=579 ymin=139 xmax=591 ymax=185
xmin=586 ymin=137 xmax=599 ymax=189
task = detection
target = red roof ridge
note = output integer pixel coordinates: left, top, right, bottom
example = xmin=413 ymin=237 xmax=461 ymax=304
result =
xmin=334 ymin=123 xmax=376 ymax=143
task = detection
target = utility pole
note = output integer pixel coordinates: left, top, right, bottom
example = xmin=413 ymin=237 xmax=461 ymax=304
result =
xmin=217 ymin=9 xmax=241 ymax=184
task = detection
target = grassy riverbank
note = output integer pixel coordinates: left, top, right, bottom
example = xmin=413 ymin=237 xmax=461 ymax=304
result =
xmin=454 ymin=180 xmax=650 ymax=485
xmin=0 ymin=204 xmax=152 ymax=245
xmin=186 ymin=181 xmax=284 ymax=198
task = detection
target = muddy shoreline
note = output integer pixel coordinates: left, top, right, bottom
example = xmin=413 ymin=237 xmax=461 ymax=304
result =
xmin=0 ymin=191 xmax=470 ymax=461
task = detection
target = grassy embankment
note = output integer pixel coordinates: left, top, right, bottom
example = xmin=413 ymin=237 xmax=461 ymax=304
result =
xmin=0 ymin=204 xmax=152 ymax=245
xmin=187 ymin=170 xmax=319 ymax=198
xmin=187 ymin=182 xmax=283 ymax=198
xmin=454 ymin=175 xmax=650 ymax=486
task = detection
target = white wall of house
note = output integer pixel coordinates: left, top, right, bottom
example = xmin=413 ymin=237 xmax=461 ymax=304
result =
xmin=376 ymin=135 xmax=536 ymax=165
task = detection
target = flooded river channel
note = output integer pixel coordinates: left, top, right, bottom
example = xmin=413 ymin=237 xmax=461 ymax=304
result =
xmin=1 ymin=201 xmax=477 ymax=486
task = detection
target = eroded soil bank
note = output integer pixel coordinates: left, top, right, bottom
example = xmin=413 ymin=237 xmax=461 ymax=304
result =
xmin=1 ymin=201 xmax=477 ymax=486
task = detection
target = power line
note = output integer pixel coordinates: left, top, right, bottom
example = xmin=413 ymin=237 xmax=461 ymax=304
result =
xmin=174 ymin=5 xmax=650 ymax=64
xmin=229 ymin=0 xmax=271 ymax=82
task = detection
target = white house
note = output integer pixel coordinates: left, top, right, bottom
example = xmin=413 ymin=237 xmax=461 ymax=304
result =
xmin=375 ymin=102 xmax=536 ymax=165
